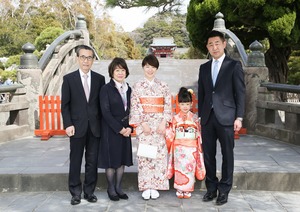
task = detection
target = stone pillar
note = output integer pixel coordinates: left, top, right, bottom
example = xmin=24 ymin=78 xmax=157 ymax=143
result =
xmin=247 ymin=41 xmax=266 ymax=67
xmin=18 ymin=43 xmax=43 ymax=132
xmin=243 ymin=41 xmax=268 ymax=133
xmin=75 ymin=14 xmax=90 ymax=46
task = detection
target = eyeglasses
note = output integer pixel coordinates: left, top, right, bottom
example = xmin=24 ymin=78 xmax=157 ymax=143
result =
xmin=79 ymin=55 xmax=94 ymax=61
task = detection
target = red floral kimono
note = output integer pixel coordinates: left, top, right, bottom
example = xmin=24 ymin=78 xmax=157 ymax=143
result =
xmin=166 ymin=111 xmax=205 ymax=192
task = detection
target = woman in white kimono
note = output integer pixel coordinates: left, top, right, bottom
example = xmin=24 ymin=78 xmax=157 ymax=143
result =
xmin=130 ymin=54 xmax=172 ymax=200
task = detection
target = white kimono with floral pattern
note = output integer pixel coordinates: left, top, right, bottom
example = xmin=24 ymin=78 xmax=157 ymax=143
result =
xmin=130 ymin=78 xmax=172 ymax=191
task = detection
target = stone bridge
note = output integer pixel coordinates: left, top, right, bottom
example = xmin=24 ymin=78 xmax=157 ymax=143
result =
xmin=0 ymin=13 xmax=299 ymax=145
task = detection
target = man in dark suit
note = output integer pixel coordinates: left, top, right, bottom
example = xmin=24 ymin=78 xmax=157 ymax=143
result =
xmin=61 ymin=45 xmax=105 ymax=205
xmin=198 ymin=30 xmax=245 ymax=205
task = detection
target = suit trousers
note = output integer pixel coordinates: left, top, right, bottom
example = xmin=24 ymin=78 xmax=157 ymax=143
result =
xmin=201 ymin=110 xmax=235 ymax=194
xmin=69 ymin=124 xmax=99 ymax=197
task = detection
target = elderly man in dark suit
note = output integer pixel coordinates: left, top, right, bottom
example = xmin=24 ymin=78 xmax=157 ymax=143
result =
xmin=198 ymin=30 xmax=245 ymax=205
xmin=61 ymin=45 xmax=105 ymax=205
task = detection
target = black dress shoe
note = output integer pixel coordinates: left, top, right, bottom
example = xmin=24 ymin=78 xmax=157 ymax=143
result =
xmin=107 ymin=190 xmax=120 ymax=201
xmin=203 ymin=191 xmax=217 ymax=202
xmin=71 ymin=195 xmax=81 ymax=205
xmin=116 ymin=191 xmax=129 ymax=200
xmin=84 ymin=194 xmax=98 ymax=203
xmin=216 ymin=193 xmax=228 ymax=205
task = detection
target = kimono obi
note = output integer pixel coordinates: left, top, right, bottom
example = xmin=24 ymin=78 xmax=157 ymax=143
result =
xmin=140 ymin=96 xmax=164 ymax=113
xmin=174 ymin=139 xmax=197 ymax=147
xmin=175 ymin=132 xmax=196 ymax=139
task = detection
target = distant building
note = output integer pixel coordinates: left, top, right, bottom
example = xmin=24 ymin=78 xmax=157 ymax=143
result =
xmin=149 ymin=37 xmax=177 ymax=58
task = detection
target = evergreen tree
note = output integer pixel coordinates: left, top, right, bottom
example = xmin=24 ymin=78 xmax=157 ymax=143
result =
xmin=187 ymin=0 xmax=300 ymax=84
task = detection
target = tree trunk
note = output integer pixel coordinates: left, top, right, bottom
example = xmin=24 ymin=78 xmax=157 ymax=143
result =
xmin=264 ymin=39 xmax=291 ymax=101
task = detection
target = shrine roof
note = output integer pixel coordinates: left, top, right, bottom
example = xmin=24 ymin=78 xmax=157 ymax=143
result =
xmin=150 ymin=37 xmax=176 ymax=47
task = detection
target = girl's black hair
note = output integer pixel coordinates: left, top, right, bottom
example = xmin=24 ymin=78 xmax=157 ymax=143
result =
xmin=178 ymin=87 xmax=192 ymax=103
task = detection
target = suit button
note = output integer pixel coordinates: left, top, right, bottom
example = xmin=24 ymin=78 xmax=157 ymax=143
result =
xmin=212 ymin=91 xmax=215 ymax=94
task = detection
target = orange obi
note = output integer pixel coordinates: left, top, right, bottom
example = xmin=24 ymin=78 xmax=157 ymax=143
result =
xmin=174 ymin=139 xmax=197 ymax=148
xmin=140 ymin=97 xmax=164 ymax=113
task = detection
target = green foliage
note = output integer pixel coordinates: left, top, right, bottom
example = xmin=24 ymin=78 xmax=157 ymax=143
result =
xmin=288 ymin=56 xmax=300 ymax=85
xmin=0 ymin=62 xmax=4 ymax=70
xmin=92 ymin=16 xmax=142 ymax=59
xmin=287 ymin=71 xmax=300 ymax=85
xmin=0 ymin=1 xmax=65 ymax=57
xmin=6 ymin=55 xmax=21 ymax=68
xmin=187 ymin=46 xmax=206 ymax=59
xmin=187 ymin=0 xmax=300 ymax=52
xmin=134 ymin=12 xmax=190 ymax=49
xmin=0 ymin=18 xmax=32 ymax=57
xmin=187 ymin=0 xmax=300 ymax=84
xmin=0 ymin=69 xmax=17 ymax=82
xmin=0 ymin=0 xmax=96 ymax=57
xmin=267 ymin=12 xmax=296 ymax=46
xmin=105 ymin=0 xmax=184 ymax=12
xmin=34 ymin=27 xmax=64 ymax=51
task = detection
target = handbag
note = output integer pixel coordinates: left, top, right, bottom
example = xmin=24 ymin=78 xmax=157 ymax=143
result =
xmin=137 ymin=143 xmax=158 ymax=159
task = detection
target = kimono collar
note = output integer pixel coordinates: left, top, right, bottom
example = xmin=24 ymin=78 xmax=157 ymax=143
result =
xmin=144 ymin=77 xmax=157 ymax=86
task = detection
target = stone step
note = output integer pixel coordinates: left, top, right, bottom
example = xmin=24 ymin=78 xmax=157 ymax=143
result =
xmin=1 ymin=135 xmax=300 ymax=192
xmin=0 ymin=124 xmax=31 ymax=144
xmin=2 ymin=170 xmax=300 ymax=192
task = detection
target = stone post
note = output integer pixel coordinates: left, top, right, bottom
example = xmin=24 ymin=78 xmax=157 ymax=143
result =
xmin=247 ymin=41 xmax=266 ymax=67
xmin=18 ymin=43 xmax=43 ymax=132
xmin=243 ymin=41 xmax=268 ymax=133
xmin=75 ymin=14 xmax=89 ymax=46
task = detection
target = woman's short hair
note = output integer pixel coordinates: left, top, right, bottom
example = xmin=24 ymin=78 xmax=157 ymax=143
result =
xmin=108 ymin=57 xmax=129 ymax=78
xmin=142 ymin=54 xmax=159 ymax=69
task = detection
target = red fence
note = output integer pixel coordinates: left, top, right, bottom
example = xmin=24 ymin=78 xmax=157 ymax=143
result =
xmin=35 ymin=95 xmax=246 ymax=140
xmin=34 ymin=96 xmax=65 ymax=140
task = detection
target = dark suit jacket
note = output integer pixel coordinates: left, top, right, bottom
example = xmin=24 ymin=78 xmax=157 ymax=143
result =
xmin=100 ymin=79 xmax=131 ymax=134
xmin=98 ymin=79 xmax=133 ymax=168
xmin=198 ymin=56 xmax=245 ymax=126
xmin=61 ymin=70 xmax=105 ymax=138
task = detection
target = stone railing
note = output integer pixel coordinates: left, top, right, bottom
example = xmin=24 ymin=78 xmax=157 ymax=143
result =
xmin=0 ymin=84 xmax=31 ymax=143
xmin=256 ymin=83 xmax=300 ymax=145
xmin=19 ymin=14 xmax=91 ymax=97
xmin=40 ymin=14 xmax=91 ymax=96
xmin=213 ymin=12 xmax=266 ymax=68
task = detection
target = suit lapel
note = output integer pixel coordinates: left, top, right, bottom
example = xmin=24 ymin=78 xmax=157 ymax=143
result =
xmin=89 ymin=71 xmax=97 ymax=102
xmin=207 ymin=61 xmax=214 ymax=88
xmin=125 ymin=86 xmax=131 ymax=112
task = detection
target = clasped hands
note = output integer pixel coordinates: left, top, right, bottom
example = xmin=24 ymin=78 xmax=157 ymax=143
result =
xmin=120 ymin=127 xmax=132 ymax=137
xmin=141 ymin=120 xmax=166 ymax=136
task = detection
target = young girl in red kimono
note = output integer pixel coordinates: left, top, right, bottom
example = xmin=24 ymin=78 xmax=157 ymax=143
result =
xmin=166 ymin=87 xmax=205 ymax=199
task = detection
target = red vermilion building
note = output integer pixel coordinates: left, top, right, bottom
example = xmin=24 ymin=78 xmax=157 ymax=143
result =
xmin=149 ymin=37 xmax=177 ymax=58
